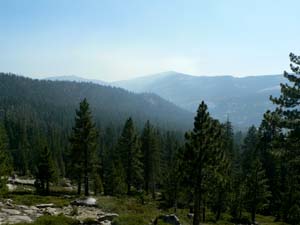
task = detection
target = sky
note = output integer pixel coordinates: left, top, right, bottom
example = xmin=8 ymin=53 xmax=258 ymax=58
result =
xmin=0 ymin=0 xmax=300 ymax=81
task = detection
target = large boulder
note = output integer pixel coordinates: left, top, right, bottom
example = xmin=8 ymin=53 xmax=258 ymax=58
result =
xmin=71 ymin=197 xmax=97 ymax=207
xmin=7 ymin=215 xmax=33 ymax=224
xmin=1 ymin=208 xmax=21 ymax=215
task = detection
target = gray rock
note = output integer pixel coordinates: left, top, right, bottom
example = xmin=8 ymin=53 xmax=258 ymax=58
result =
xmin=7 ymin=215 xmax=33 ymax=223
xmin=8 ymin=177 xmax=35 ymax=186
xmin=36 ymin=203 xmax=54 ymax=208
xmin=1 ymin=208 xmax=21 ymax=215
xmin=71 ymin=197 xmax=97 ymax=207
xmin=43 ymin=207 xmax=58 ymax=215
xmin=17 ymin=205 xmax=29 ymax=210
xmin=23 ymin=209 xmax=37 ymax=215
xmin=100 ymin=220 xmax=112 ymax=225
xmin=29 ymin=206 xmax=39 ymax=211
xmin=98 ymin=213 xmax=119 ymax=222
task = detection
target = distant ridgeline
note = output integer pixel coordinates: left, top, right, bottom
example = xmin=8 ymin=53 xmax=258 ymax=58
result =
xmin=0 ymin=73 xmax=190 ymax=175
xmin=112 ymin=71 xmax=285 ymax=128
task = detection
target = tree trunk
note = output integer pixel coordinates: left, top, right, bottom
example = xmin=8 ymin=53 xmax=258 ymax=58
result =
xmin=84 ymin=174 xmax=89 ymax=196
xmin=41 ymin=180 xmax=45 ymax=194
xmin=77 ymin=178 xmax=81 ymax=195
xmin=84 ymin=148 xmax=89 ymax=196
xmin=127 ymin=182 xmax=131 ymax=195
xmin=151 ymin=181 xmax=156 ymax=199
xmin=46 ymin=180 xmax=49 ymax=195
xmin=193 ymin=190 xmax=201 ymax=225
xmin=251 ymin=207 xmax=256 ymax=224
xmin=202 ymin=204 xmax=206 ymax=222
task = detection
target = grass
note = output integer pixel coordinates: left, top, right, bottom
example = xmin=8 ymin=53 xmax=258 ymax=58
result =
xmin=2 ymin=193 xmax=291 ymax=225
xmin=6 ymin=193 xmax=73 ymax=207
xmin=255 ymin=214 xmax=289 ymax=225
xmin=88 ymin=195 xmax=293 ymax=225
xmin=97 ymin=196 xmax=161 ymax=225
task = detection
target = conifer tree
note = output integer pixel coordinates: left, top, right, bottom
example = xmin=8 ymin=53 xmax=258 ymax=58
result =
xmin=69 ymin=98 xmax=98 ymax=196
xmin=245 ymin=158 xmax=271 ymax=224
xmin=211 ymin=122 xmax=232 ymax=221
xmin=0 ymin=123 xmax=12 ymax=194
xmin=258 ymin=111 xmax=283 ymax=217
xmin=182 ymin=101 xmax=224 ymax=225
xmin=269 ymin=53 xmax=300 ymax=222
xmin=141 ymin=120 xmax=160 ymax=199
xmin=117 ymin=117 xmax=143 ymax=194
xmin=35 ymin=146 xmax=56 ymax=195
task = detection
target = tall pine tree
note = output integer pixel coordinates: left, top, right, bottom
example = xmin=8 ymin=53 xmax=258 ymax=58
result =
xmin=141 ymin=120 xmax=160 ymax=199
xmin=35 ymin=146 xmax=56 ymax=195
xmin=69 ymin=98 xmax=98 ymax=196
xmin=270 ymin=53 xmax=300 ymax=222
xmin=117 ymin=117 xmax=143 ymax=194
xmin=0 ymin=123 xmax=11 ymax=194
xmin=182 ymin=101 xmax=225 ymax=225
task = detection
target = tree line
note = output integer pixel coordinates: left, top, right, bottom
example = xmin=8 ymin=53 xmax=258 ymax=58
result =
xmin=0 ymin=53 xmax=300 ymax=225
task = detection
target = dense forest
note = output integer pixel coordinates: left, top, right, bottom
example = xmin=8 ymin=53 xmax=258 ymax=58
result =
xmin=0 ymin=53 xmax=300 ymax=225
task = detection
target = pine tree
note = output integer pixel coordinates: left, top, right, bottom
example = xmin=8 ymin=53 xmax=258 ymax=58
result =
xmin=269 ymin=53 xmax=300 ymax=222
xmin=141 ymin=120 xmax=160 ymax=199
xmin=69 ymin=98 xmax=98 ymax=196
xmin=258 ymin=111 xmax=283 ymax=217
xmin=35 ymin=146 xmax=56 ymax=195
xmin=182 ymin=101 xmax=225 ymax=225
xmin=160 ymin=132 xmax=181 ymax=210
xmin=241 ymin=126 xmax=258 ymax=174
xmin=0 ymin=123 xmax=12 ymax=194
xmin=117 ymin=118 xmax=143 ymax=194
xmin=211 ymin=121 xmax=232 ymax=221
xmin=245 ymin=158 xmax=271 ymax=224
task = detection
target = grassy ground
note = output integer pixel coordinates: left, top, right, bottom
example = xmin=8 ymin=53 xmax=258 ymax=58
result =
xmin=1 ymin=192 xmax=289 ymax=225
xmin=95 ymin=196 xmax=289 ymax=225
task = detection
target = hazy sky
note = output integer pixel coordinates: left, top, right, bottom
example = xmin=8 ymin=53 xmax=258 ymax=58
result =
xmin=1 ymin=0 xmax=299 ymax=81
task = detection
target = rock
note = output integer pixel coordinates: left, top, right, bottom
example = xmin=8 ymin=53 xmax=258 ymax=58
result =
xmin=43 ymin=207 xmax=58 ymax=215
xmin=7 ymin=183 xmax=17 ymax=191
xmin=155 ymin=214 xmax=181 ymax=225
xmin=7 ymin=215 xmax=33 ymax=223
xmin=71 ymin=197 xmax=97 ymax=207
xmin=1 ymin=208 xmax=21 ymax=215
xmin=100 ymin=220 xmax=112 ymax=225
xmin=36 ymin=203 xmax=54 ymax=208
xmin=98 ymin=213 xmax=119 ymax=222
xmin=17 ymin=205 xmax=29 ymax=210
xmin=23 ymin=209 xmax=37 ymax=215
xmin=29 ymin=206 xmax=39 ymax=211
xmin=8 ymin=177 xmax=35 ymax=186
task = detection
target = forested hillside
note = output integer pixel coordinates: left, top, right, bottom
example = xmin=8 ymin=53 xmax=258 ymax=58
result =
xmin=0 ymin=53 xmax=299 ymax=225
xmin=0 ymin=73 xmax=190 ymax=176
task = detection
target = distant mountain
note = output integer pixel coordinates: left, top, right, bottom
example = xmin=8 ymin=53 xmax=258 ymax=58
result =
xmin=112 ymin=71 xmax=285 ymax=127
xmin=45 ymin=75 xmax=107 ymax=86
xmin=1 ymin=73 xmax=192 ymax=130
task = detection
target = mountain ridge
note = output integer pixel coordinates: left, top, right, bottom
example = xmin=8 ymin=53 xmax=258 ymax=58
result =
xmin=1 ymin=73 xmax=192 ymax=130
xmin=45 ymin=71 xmax=285 ymax=128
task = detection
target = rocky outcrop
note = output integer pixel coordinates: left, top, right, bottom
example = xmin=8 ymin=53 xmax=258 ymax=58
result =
xmin=71 ymin=197 xmax=97 ymax=207
xmin=153 ymin=214 xmax=181 ymax=225
xmin=0 ymin=198 xmax=118 ymax=225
